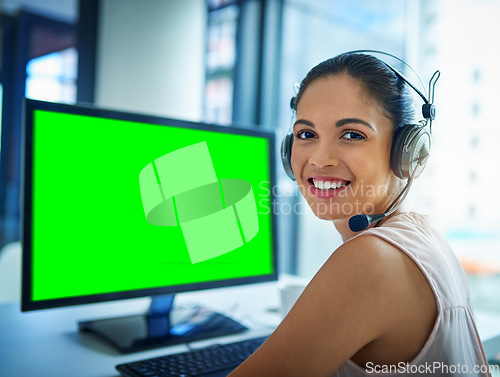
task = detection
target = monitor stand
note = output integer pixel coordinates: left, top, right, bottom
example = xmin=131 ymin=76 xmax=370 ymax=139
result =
xmin=78 ymin=294 xmax=247 ymax=353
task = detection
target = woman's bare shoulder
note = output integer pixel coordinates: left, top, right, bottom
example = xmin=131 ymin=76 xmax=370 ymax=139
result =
xmin=228 ymin=234 xmax=437 ymax=377
xmin=325 ymin=233 xmax=406 ymax=276
xmin=229 ymin=235 xmax=415 ymax=377
xmin=329 ymin=233 xmax=438 ymax=366
xmin=326 ymin=233 xmax=434 ymax=314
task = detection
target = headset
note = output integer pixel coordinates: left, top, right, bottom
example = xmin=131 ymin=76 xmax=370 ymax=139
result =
xmin=280 ymin=50 xmax=440 ymax=231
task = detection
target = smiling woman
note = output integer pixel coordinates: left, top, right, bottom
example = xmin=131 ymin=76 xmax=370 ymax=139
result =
xmin=291 ymin=74 xmax=396 ymax=223
xmin=228 ymin=52 xmax=491 ymax=377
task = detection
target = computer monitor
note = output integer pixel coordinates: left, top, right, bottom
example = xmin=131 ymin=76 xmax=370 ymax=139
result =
xmin=21 ymin=99 xmax=278 ymax=353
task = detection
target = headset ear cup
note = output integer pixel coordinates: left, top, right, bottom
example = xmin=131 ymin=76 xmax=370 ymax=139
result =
xmin=280 ymin=132 xmax=295 ymax=180
xmin=406 ymin=127 xmax=431 ymax=179
xmin=391 ymin=126 xmax=411 ymax=179
xmin=391 ymin=125 xmax=431 ymax=179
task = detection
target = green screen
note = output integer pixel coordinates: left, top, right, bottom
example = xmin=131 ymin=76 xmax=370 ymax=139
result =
xmin=30 ymin=109 xmax=274 ymax=301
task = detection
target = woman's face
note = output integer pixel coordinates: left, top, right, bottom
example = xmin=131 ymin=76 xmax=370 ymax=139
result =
xmin=291 ymin=74 xmax=400 ymax=221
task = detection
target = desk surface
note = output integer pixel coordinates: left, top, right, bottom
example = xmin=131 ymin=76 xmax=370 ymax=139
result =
xmin=0 ymin=283 xmax=280 ymax=377
xmin=2 ymin=281 xmax=500 ymax=377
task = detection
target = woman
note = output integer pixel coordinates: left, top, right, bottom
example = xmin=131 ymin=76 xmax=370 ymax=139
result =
xmin=229 ymin=52 xmax=490 ymax=376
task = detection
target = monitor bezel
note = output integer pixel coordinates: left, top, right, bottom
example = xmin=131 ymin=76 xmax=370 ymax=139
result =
xmin=21 ymin=99 xmax=278 ymax=312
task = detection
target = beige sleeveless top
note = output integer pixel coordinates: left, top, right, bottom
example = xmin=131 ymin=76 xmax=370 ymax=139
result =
xmin=334 ymin=213 xmax=491 ymax=377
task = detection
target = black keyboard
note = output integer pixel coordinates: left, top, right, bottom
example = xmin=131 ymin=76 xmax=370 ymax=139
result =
xmin=116 ymin=335 xmax=268 ymax=377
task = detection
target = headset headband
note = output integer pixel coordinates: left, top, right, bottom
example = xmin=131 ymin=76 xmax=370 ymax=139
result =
xmin=345 ymin=50 xmax=440 ymax=121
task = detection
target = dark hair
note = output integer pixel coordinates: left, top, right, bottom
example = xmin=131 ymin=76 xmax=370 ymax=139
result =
xmin=292 ymin=52 xmax=415 ymax=131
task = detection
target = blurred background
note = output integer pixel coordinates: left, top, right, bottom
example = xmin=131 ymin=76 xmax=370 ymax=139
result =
xmin=0 ymin=0 xmax=499 ymax=317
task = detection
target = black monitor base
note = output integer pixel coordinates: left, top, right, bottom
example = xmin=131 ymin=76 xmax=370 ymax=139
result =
xmin=78 ymin=294 xmax=247 ymax=354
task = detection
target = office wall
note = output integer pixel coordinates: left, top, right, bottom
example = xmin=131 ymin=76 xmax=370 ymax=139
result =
xmin=95 ymin=0 xmax=206 ymax=121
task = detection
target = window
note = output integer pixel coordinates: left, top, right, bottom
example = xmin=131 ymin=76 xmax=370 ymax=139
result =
xmin=0 ymin=11 xmax=76 ymax=247
xmin=205 ymin=2 xmax=239 ymax=125
xmin=25 ymin=47 xmax=77 ymax=103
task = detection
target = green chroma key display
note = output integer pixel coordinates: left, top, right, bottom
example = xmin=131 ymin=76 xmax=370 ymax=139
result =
xmin=139 ymin=142 xmax=259 ymax=264
xmin=30 ymin=110 xmax=274 ymax=301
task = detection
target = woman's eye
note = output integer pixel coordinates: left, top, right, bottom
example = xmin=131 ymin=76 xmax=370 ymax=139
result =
xmin=295 ymin=130 xmax=316 ymax=139
xmin=342 ymin=131 xmax=365 ymax=140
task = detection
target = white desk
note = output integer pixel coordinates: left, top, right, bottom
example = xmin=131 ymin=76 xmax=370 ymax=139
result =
xmin=2 ymin=281 xmax=500 ymax=377
xmin=0 ymin=283 xmax=281 ymax=377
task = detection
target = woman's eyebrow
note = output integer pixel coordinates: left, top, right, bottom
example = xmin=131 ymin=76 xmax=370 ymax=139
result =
xmin=336 ymin=118 xmax=375 ymax=130
xmin=294 ymin=118 xmax=375 ymax=131
xmin=293 ymin=119 xmax=315 ymax=128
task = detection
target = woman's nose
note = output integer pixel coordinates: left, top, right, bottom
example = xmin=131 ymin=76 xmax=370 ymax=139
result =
xmin=308 ymin=141 xmax=339 ymax=168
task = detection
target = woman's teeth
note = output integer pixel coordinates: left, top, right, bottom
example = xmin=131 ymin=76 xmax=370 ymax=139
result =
xmin=312 ymin=179 xmax=346 ymax=190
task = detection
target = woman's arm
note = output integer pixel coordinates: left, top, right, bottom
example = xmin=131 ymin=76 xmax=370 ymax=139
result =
xmin=228 ymin=235 xmax=437 ymax=377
